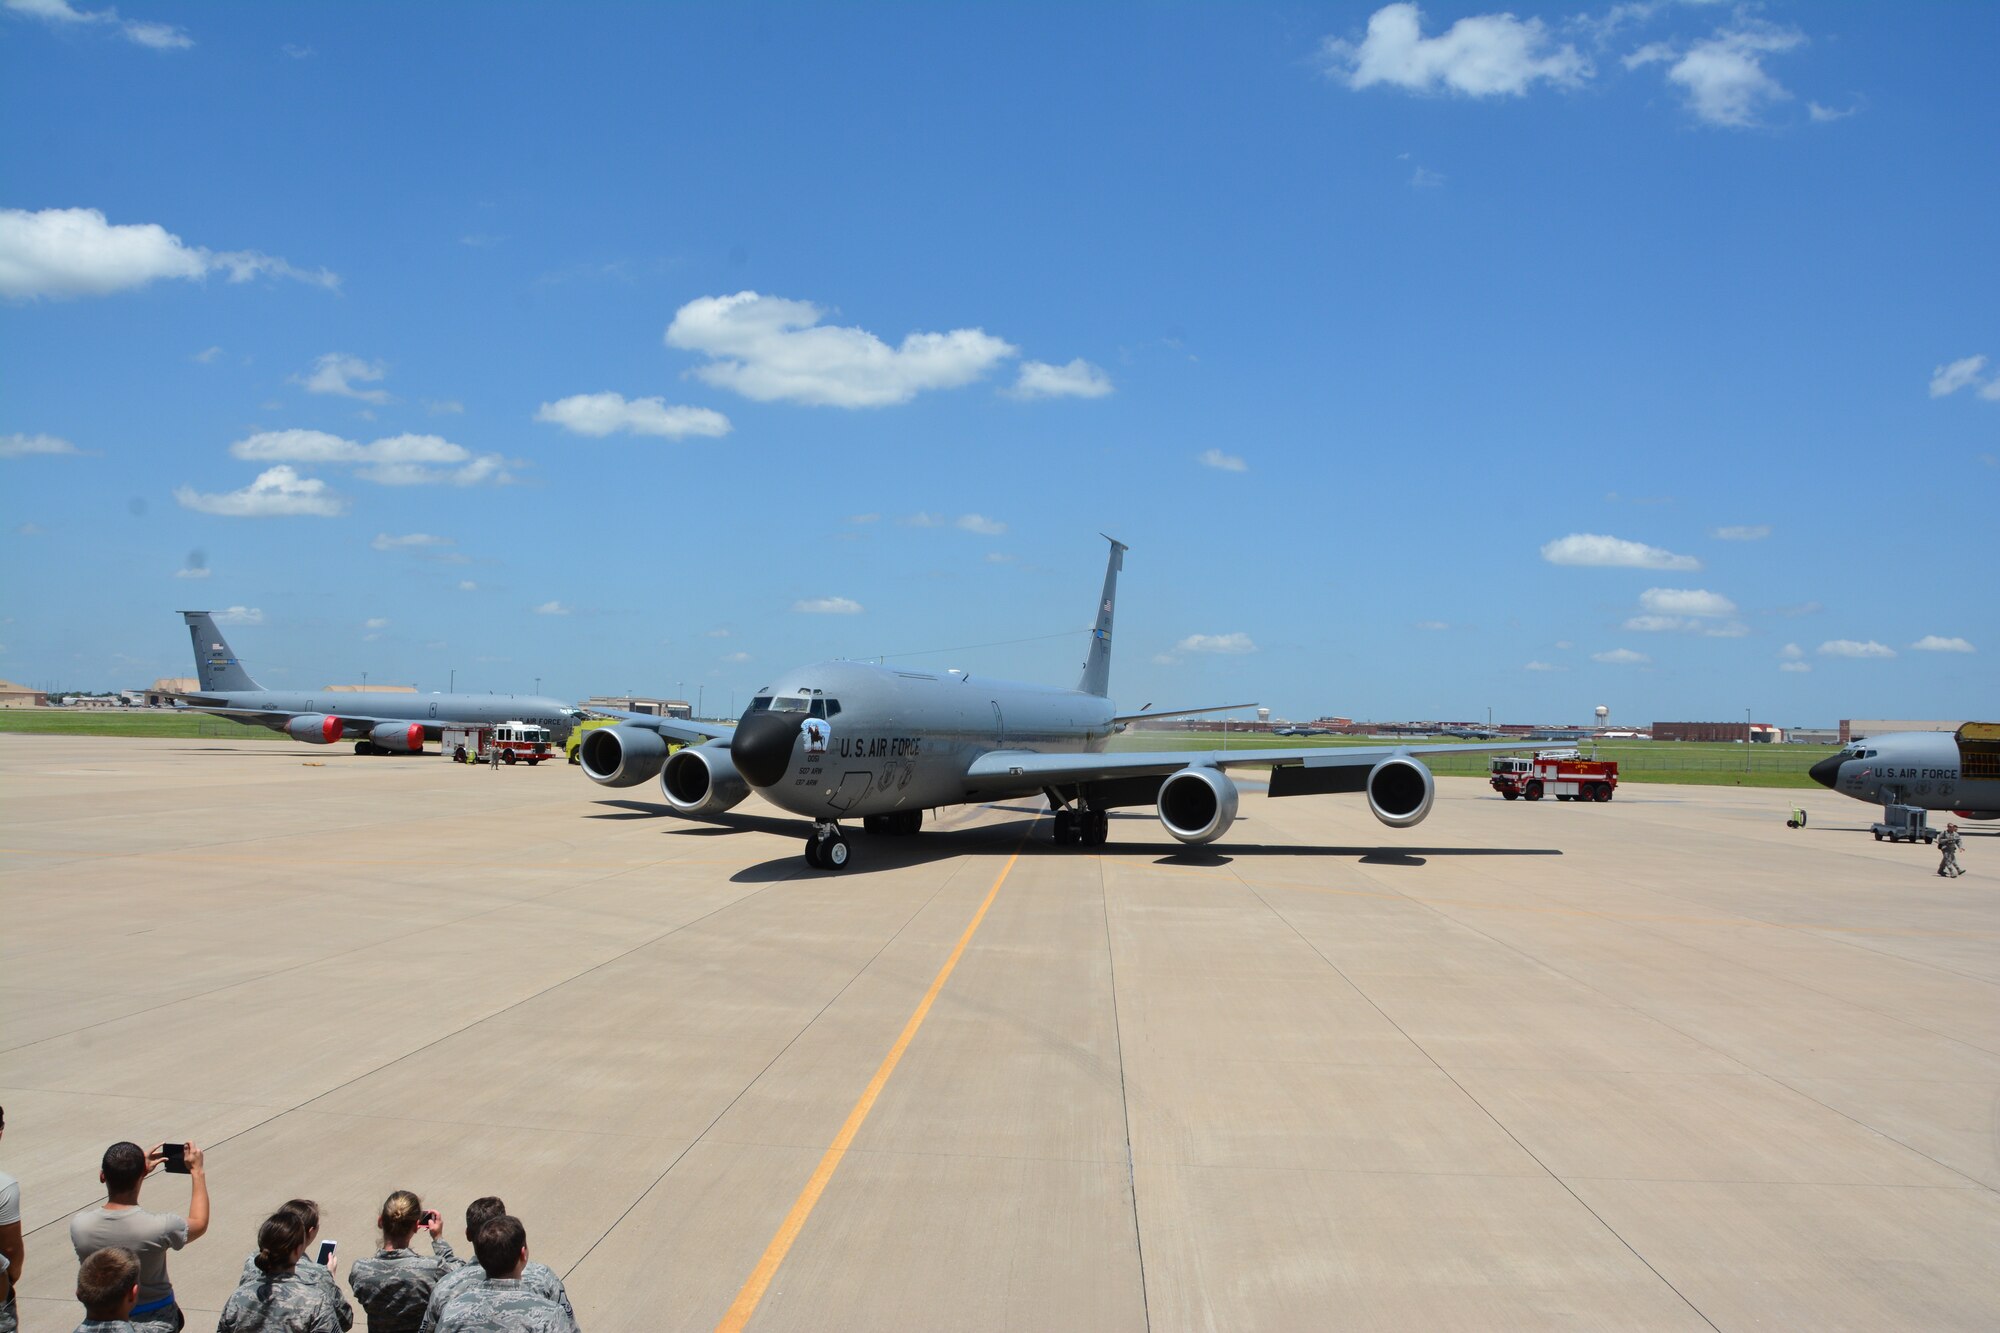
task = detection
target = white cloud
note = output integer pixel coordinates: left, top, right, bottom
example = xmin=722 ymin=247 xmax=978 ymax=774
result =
xmin=1151 ymin=653 xmax=1181 ymax=666
xmin=364 ymin=617 xmax=389 ymax=630
xmin=174 ymin=465 xmax=343 ymax=517
xmin=665 ymin=291 xmax=1017 ymax=408
xmin=1819 ymin=639 xmax=1895 ymax=659
xmin=426 ymin=399 xmax=465 ymax=416
xmin=192 ymin=345 xmax=222 ymax=364
xmin=721 ymin=650 xmax=752 ymax=664
xmin=1415 ymin=620 xmax=1449 ymax=631
xmin=1929 ymin=354 xmax=1989 ymax=398
xmin=1591 ymin=648 xmax=1649 ymax=664
xmin=1553 ymin=640 xmax=1572 ymax=650
xmin=296 ymin=353 xmax=390 ymax=403
xmin=794 ymin=596 xmax=863 ymax=614
xmin=4 ymin=0 xmax=192 ymax=49
xmin=457 ymin=580 xmax=477 ymax=592
xmin=1780 ymin=643 xmax=1804 ymax=660
xmin=900 ymin=512 xmax=946 ymax=528
xmin=1410 ymin=165 xmax=1446 ymax=189
xmin=704 ymin=627 xmax=732 ymax=638
xmin=1198 ymin=448 xmax=1247 ymax=472
xmin=371 ymin=532 xmax=454 ymax=552
xmin=1524 ymin=661 xmax=1561 ymax=672
xmin=1623 ymin=614 xmax=1695 ymax=633
xmin=214 ymin=606 xmax=263 ymax=626
xmin=173 ymin=566 xmax=210 ymax=580
xmin=1632 ymin=23 xmax=1806 ymax=128
xmin=956 ymin=514 xmax=1006 ymax=536
xmin=985 ymin=552 xmax=1016 ymax=564
xmin=0 ymin=431 xmax=82 ymax=458
xmin=0 ymin=207 xmax=333 ymax=299
xmin=1008 ymin=358 xmax=1113 ymax=400
xmin=1541 ymin=533 xmax=1700 ymax=571
xmin=230 ymin=429 xmax=512 ymax=487
xmin=1711 ymin=524 xmax=1770 ymax=541
xmin=533 ymin=601 xmax=570 ymax=616
xmin=1910 ymin=635 xmax=1975 ymax=654
xmin=1807 ymin=101 xmax=1857 ymax=123
xmin=1640 ymin=587 xmax=1736 ymax=618
xmin=1321 ymin=3 xmax=1589 ymax=98
xmin=1779 ymin=661 xmax=1811 ymax=673
xmin=534 ymin=391 xmax=731 ymax=439
xmin=1177 ymin=632 xmax=1257 ymax=655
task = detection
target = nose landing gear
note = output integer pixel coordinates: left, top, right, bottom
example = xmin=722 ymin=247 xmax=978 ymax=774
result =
xmin=805 ymin=821 xmax=850 ymax=870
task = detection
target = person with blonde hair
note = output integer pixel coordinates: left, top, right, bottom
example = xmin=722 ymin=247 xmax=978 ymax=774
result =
xmin=346 ymin=1192 xmax=462 ymax=1332
xmin=217 ymin=1208 xmax=343 ymax=1331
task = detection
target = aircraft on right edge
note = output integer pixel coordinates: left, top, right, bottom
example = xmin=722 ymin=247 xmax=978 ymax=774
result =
xmin=579 ymin=536 xmax=1533 ymax=870
xmin=1809 ymin=724 xmax=2000 ymax=821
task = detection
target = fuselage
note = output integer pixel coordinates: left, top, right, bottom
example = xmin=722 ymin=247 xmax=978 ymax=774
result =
xmin=1809 ymin=730 xmax=2000 ymax=817
xmin=727 ymin=659 xmax=1116 ymax=818
xmin=190 ymin=689 xmax=578 ymax=741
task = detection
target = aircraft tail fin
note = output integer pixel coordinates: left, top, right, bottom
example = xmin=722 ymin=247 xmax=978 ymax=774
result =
xmin=1078 ymin=535 xmax=1127 ymax=698
xmin=180 ymin=611 xmax=262 ymax=693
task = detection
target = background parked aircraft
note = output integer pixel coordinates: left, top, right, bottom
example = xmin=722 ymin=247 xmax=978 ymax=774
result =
xmin=175 ymin=610 xmax=579 ymax=754
xmin=579 ymin=540 xmax=1530 ymax=869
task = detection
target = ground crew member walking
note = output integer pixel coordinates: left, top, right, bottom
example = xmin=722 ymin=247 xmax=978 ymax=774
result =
xmin=489 ymin=739 xmax=501 ymax=771
xmin=1937 ymin=823 xmax=1963 ymax=877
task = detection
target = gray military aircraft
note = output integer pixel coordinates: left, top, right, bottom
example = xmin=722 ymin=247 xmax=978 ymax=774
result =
xmin=579 ymin=538 xmax=1531 ymax=870
xmin=1808 ymin=723 xmax=2000 ymax=820
xmin=174 ymin=610 xmax=579 ymax=754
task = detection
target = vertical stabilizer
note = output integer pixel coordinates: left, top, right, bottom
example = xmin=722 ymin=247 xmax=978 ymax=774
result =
xmin=1078 ymin=535 xmax=1127 ymax=698
xmin=181 ymin=611 xmax=262 ymax=693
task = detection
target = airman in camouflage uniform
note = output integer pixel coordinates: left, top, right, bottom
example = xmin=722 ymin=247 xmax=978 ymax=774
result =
xmin=242 ymin=1254 xmax=354 ymax=1330
xmin=72 ymin=1320 xmax=177 ymax=1333
xmin=218 ymin=1266 xmax=345 ymax=1332
xmin=420 ymin=1261 xmax=576 ymax=1333
xmin=349 ymin=1237 xmax=461 ymax=1332
xmin=433 ymin=1280 xmax=567 ymax=1333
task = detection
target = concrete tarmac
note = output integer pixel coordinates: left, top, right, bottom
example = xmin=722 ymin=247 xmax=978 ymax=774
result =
xmin=2 ymin=734 xmax=1996 ymax=1330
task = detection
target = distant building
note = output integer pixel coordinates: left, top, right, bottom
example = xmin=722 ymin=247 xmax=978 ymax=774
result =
xmin=1786 ymin=727 xmax=1839 ymax=745
xmin=1653 ymin=721 xmax=1783 ymax=743
xmin=145 ymin=677 xmax=199 ymax=707
xmin=0 ymin=678 xmax=47 ymax=708
xmin=584 ymin=694 xmax=690 ymax=719
xmin=1839 ymin=719 xmax=1963 ymax=743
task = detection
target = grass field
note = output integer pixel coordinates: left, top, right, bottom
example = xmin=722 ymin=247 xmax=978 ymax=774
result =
xmin=0 ymin=711 xmax=1835 ymax=788
xmin=0 ymin=709 xmax=281 ymax=740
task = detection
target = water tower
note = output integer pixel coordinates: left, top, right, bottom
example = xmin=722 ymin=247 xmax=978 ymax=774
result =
xmin=1595 ymin=705 xmax=1610 ymax=731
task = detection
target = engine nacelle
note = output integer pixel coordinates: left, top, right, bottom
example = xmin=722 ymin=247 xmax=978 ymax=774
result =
xmin=287 ymin=714 xmax=342 ymax=744
xmin=578 ymin=724 xmax=668 ymax=787
xmin=371 ymin=721 xmax=425 ymax=753
xmin=1953 ymin=810 xmax=2000 ymax=821
xmin=1158 ymin=766 xmax=1239 ymax=844
xmin=660 ymin=744 xmax=750 ymax=816
xmin=1367 ymin=756 xmax=1435 ymax=828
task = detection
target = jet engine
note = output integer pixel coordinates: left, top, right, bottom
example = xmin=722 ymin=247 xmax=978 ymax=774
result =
xmin=1366 ymin=756 xmax=1435 ymax=828
xmin=370 ymin=721 xmax=425 ymax=753
xmin=1157 ymin=766 xmax=1239 ymax=844
xmin=577 ymin=725 xmax=668 ymax=787
xmin=286 ymin=714 xmax=342 ymax=744
xmin=660 ymin=744 xmax=750 ymax=816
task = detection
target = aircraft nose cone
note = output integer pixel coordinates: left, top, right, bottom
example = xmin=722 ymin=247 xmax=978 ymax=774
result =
xmin=731 ymin=710 xmax=798 ymax=788
xmin=1808 ymin=754 xmax=1842 ymax=789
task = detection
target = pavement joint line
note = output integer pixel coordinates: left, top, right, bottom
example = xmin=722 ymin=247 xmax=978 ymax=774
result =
xmin=1098 ymin=838 xmax=1152 ymax=1332
xmin=1235 ymin=861 xmax=1725 ymax=1332
xmin=714 ymin=838 xmax=1027 ymax=1333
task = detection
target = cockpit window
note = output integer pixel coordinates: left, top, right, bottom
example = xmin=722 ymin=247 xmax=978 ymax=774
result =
xmin=808 ymin=698 xmax=842 ymax=719
xmin=748 ymin=695 xmax=772 ymax=713
xmin=769 ymin=696 xmax=809 ymax=713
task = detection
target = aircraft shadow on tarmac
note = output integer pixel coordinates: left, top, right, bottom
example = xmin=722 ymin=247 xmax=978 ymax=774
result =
xmin=589 ymin=800 xmax=1562 ymax=880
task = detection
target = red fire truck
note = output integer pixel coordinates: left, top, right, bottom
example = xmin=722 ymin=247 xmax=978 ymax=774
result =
xmin=1490 ymin=750 xmax=1619 ymax=802
xmin=444 ymin=721 xmax=554 ymax=765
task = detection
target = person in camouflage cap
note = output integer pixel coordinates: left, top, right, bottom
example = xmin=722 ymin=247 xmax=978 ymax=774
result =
xmin=219 ymin=1207 xmax=344 ymax=1331
xmin=419 ymin=1199 xmax=575 ymax=1333
xmin=434 ymin=1217 xmax=566 ymax=1333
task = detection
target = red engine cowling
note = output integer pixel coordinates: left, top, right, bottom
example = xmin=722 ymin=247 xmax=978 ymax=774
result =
xmin=371 ymin=721 xmax=425 ymax=753
xmin=286 ymin=713 xmax=343 ymax=744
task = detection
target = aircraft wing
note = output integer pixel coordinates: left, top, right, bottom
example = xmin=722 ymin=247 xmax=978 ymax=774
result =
xmin=586 ymin=708 xmax=734 ymax=746
xmin=962 ymin=740 xmax=1535 ymax=798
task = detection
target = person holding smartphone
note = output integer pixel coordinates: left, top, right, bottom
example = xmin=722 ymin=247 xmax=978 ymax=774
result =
xmin=0 ymin=1106 xmax=20 ymax=1333
xmin=347 ymin=1191 xmax=462 ymax=1332
xmin=240 ymin=1200 xmax=354 ymax=1331
xmin=219 ymin=1207 xmax=345 ymax=1332
xmin=68 ymin=1140 xmax=208 ymax=1329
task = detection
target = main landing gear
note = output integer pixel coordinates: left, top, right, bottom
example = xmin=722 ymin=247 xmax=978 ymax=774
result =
xmin=1052 ymin=800 xmax=1109 ymax=847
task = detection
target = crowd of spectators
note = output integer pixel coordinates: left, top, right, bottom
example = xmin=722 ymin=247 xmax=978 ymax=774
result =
xmin=0 ymin=1115 xmax=580 ymax=1333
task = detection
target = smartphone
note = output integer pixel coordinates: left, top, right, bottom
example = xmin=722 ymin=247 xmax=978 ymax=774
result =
xmin=421 ymin=1210 xmax=440 ymax=1228
xmin=316 ymin=1240 xmax=337 ymax=1266
xmin=160 ymin=1143 xmax=190 ymax=1174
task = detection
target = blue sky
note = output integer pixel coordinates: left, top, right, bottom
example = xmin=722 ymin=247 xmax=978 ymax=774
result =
xmin=2 ymin=1 xmax=1993 ymax=726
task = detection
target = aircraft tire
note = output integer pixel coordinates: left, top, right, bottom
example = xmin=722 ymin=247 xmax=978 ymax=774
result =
xmin=1084 ymin=810 xmax=1109 ymax=846
xmin=804 ymin=837 xmax=824 ymax=868
xmin=822 ymin=834 xmax=851 ymax=870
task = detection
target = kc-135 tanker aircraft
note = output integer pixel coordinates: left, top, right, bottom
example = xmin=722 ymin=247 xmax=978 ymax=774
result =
xmin=174 ymin=610 xmax=579 ymax=753
xmin=1809 ymin=723 xmax=2000 ymax=821
xmin=582 ymin=537 xmax=1531 ymax=870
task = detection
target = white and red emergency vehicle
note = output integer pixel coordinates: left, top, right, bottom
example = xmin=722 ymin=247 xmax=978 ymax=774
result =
xmin=1490 ymin=750 xmax=1619 ymax=802
xmin=444 ymin=720 xmax=553 ymax=765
